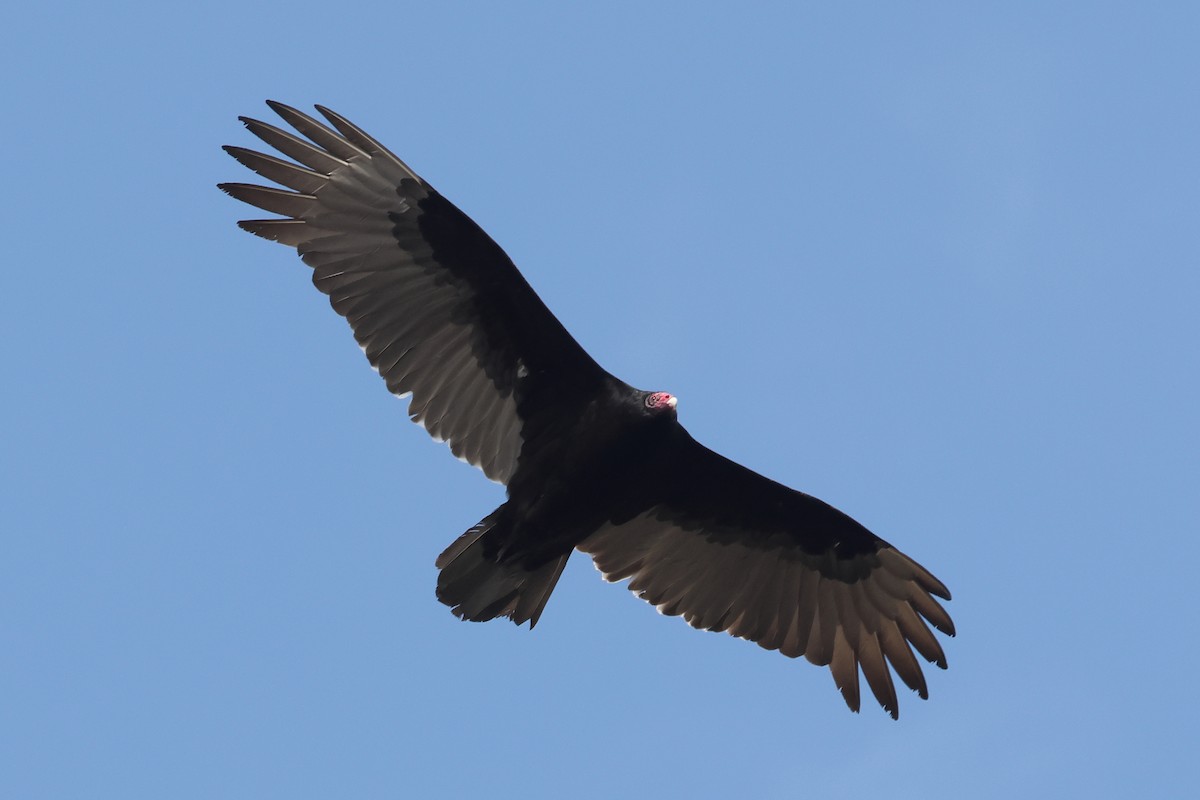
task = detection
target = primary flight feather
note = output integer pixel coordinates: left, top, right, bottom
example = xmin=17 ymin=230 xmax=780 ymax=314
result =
xmin=220 ymin=101 xmax=955 ymax=719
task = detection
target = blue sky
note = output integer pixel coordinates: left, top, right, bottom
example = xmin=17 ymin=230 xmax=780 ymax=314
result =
xmin=4 ymin=2 xmax=1198 ymax=797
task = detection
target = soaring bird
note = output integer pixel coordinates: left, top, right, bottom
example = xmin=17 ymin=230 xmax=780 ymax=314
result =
xmin=220 ymin=102 xmax=954 ymax=719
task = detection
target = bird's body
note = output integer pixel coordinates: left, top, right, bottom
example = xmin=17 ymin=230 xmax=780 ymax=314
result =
xmin=221 ymin=102 xmax=955 ymax=718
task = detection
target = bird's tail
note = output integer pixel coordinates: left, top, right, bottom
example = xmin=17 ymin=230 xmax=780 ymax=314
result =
xmin=435 ymin=509 xmax=569 ymax=628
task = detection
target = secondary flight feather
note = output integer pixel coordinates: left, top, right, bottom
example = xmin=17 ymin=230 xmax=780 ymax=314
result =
xmin=220 ymin=101 xmax=955 ymax=719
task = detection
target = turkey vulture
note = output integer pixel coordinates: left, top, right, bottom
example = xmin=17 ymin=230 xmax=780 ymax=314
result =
xmin=220 ymin=101 xmax=954 ymax=719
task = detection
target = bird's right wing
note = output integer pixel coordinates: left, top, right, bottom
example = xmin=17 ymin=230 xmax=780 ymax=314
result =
xmin=578 ymin=435 xmax=954 ymax=719
xmin=220 ymin=102 xmax=609 ymax=484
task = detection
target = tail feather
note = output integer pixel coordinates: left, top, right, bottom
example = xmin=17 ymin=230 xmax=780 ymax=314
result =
xmin=435 ymin=516 xmax=494 ymax=569
xmin=435 ymin=511 xmax=569 ymax=628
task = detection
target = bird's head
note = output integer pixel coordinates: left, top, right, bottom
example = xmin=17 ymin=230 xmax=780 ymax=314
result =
xmin=644 ymin=391 xmax=678 ymax=419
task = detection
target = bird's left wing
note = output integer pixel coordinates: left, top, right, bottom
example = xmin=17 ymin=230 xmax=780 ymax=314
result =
xmin=578 ymin=435 xmax=954 ymax=719
xmin=220 ymin=102 xmax=609 ymax=484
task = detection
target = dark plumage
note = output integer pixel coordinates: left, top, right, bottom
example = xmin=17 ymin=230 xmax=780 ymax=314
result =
xmin=220 ymin=101 xmax=955 ymax=719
